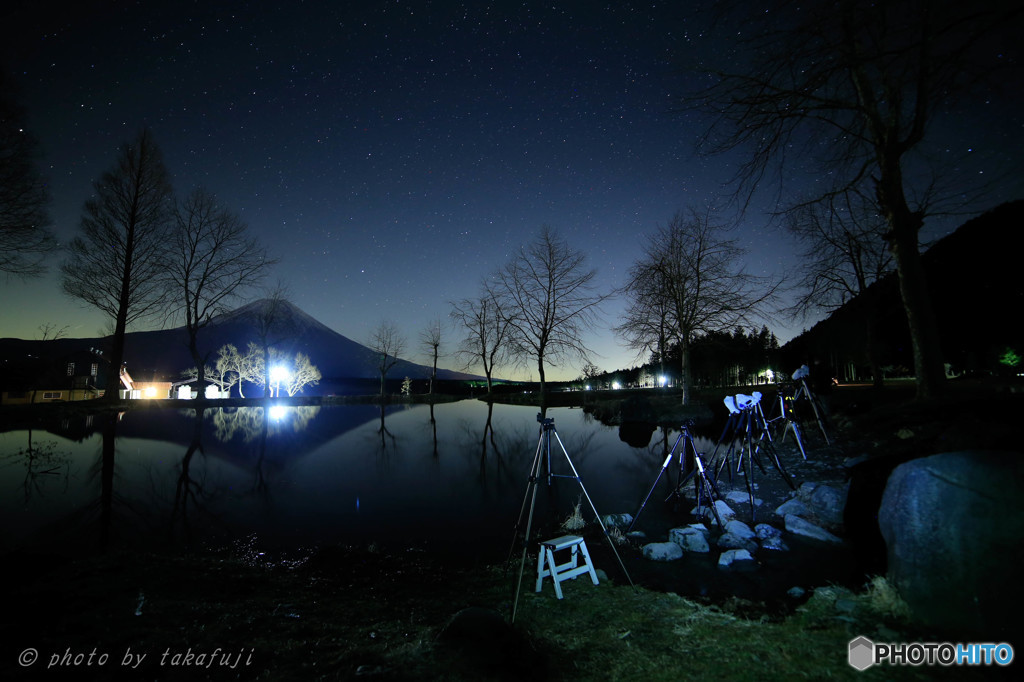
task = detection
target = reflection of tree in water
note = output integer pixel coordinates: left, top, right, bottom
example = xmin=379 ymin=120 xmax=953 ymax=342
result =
xmin=375 ymin=404 xmax=398 ymax=463
xmin=170 ymin=407 xmax=226 ymax=547
xmin=210 ymin=405 xmax=322 ymax=443
xmin=428 ymin=402 xmax=438 ymax=458
xmin=4 ymin=431 xmax=71 ymax=503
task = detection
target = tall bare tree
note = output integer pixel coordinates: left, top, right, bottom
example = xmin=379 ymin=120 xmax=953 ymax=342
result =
xmin=451 ymin=291 xmax=510 ymax=395
xmin=0 ymin=71 xmax=54 ymax=278
xmin=491 ymin=226 xmax=608 ymax=398
xmin=368 ymin=320 xmax=406 ymax=399
xmin=419 ymin=318 xmax=444 ymax=396
xmin=60 ymin=129 xmax=175 ymax=401
xmin=786 ymin=192 xmax=894 ymax=387
xmin=168 ymin=187 xmax=277 ymax=390
xmin=616 ymin=209 xmax=780 ymax=405
xmin=688 ymin=0 xmax=1023 ymax=399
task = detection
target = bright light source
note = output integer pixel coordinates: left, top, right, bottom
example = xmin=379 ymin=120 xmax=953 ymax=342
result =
xmin=658 ymin=375 xmax=667 ymax=387
xmin=765 ymin=369 xmax=775 ymax=382
xmin=585 ymin=384 xmax=591 ymax=391
xmin=612 ymin=381 xmax=621 ymax=390
xmin=270 ymin=365 xmax=290 ymax=382
xmin=269 ymin=405 xmax=288 ymax=420
xmin=144 ymin=386 xmax=157 ymax=398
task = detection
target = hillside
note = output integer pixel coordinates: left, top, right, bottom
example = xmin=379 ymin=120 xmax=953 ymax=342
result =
xmin=0 ymin=299 xmax=480 ymax=389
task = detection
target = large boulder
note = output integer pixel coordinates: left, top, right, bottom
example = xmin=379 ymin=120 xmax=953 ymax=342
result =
xmin=878 ymin=451 xmax=1024 ymax=640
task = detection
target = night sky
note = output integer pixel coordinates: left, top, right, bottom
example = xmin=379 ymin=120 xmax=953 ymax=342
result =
xmin=2 ymin=1 xmax=1021 ymax=380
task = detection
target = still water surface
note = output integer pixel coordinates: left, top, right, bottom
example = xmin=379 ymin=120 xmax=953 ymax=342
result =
xmin=2 ymin=401 xmax=714 ymax=563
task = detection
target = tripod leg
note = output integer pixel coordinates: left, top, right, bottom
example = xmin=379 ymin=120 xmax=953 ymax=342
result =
xmin=510 ymin=439 xmax=545 ymax=624
xmin=801 ymin=379 xmax=831 ymax=444
xmin=506 ymin=432 xmax=547 ymax=567
xmin=552 ymin=430 xmax=635 ymax=591
xmin=628 ymin=439 xmax=678 ymax=533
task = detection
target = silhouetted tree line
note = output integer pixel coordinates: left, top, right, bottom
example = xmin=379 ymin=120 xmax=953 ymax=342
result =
xmin=782 ymin=201 xmax=1024 ymax=383
xmin=581 ymin=325 xmax=781 ymax=391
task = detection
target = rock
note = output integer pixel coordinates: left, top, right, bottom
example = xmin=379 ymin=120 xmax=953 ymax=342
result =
xmin=642 ymin=542 xmax=684 ymax=562
xmin=691 ymin=499 xmax=736 ymax=525
xmin=724 ymin=520 xmax=755 ymax=539
xmin=754 ymin=523 xmax=782 ymax=540
xmin=787 ymin=586 xmax=806 ymax=599
xmin=724 ymin=490 xmax=762 ymax=507
xmin=775 ymin=497 xmax=809 ymax=518
xmin=668 ymin=527 xmax=710 ymax=553
xmin=878 ymin=451 xmax=1024 ymax=640
xmin=717 ymin=549 xmax=756 ymax=569
xmin=797 ymin=482 xmax=847 ymax=526
xmin=717 ymin=532 xmax=758 ymax=553
xmin=602 ymin=513 xmax=634 ymax=529
xmin=759 ymin=535 xmax=789 ymax=551
xmin=784 ymin=514 xmax=842 ymax=543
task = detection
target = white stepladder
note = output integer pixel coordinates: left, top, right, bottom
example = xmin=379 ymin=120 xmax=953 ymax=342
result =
xmin=535 ymin=535 xmax=599 ymax=599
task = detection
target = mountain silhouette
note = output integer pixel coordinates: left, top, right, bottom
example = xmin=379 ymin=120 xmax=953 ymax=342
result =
xmin=1 ymin=299 xmax=480 ymax=392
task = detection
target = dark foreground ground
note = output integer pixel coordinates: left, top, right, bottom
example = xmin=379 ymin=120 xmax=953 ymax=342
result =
xmin=3 ymin=381 xmax=1021 ymax=681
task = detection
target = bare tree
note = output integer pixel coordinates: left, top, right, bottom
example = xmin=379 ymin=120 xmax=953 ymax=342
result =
xmin=451 ymin=292 xmax=510 ymax=395
xmin=616 ymin=209 xmax=780 ymax=405
xmin=419 ymin=318 xmax=444 ymax=396
xmin=368 ymin=320 xmax=406 ymax=399
xmin=60 ymin=129 xmax=175 ymax=401
xmin=168 ymin=187 xmax=277 ymax=390
xmin=285 ymin=352 xmax=322 ymax=397
xmin=688 ymin=0 xmax=1023 ymax=399
xmin=37 ymin=323 xmax=69 ymax=341
xmin=614 ymin=263 xmax=673 ymax=384
xmin=213 ymin=343 xmax=243 ymax=396
xmin=492 ymin=226 xmax=608 ymax=397
xmin=786 ymin=193 xmax=894 ymax=386
xmin=0 ymin=72 xmax=55 ymax=278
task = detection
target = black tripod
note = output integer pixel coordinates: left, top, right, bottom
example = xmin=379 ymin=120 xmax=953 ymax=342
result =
xmin=627 ymin=421 xmax=724 ymax=531
xmin=765 ymin=386 xmax=808 ymax=460
xmin=507 ymin=414 xmax=634 ymax=623
xmin=790 ymin=365 xmax=831 ymax=444
xmin=710 ymin=392 xmax=796 ymax=520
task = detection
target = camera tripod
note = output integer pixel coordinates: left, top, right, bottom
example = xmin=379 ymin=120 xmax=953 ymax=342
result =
xmin=626 ymin=421 xmax=724 ymax=531
xmin=507 ymin=414 xmax=634 ymax=623
xmin=764 ymin=387 xmax=808 ymax=460
xmin=790 ymin=365 xmax=831 ymax=444
xmin=710 ymin=392 xmax=796 ymax=520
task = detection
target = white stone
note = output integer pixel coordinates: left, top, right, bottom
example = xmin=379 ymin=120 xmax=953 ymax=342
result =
xmin=718 ymin=548 xmax=755 ymax=568
xmin=725 ymin=519 xmax=755 ymax=539
xmin=760 ymin=535 xmax=790 ymax=551
xmin=724 ymin=490 xmax=762 ymax=507
xmin=602 ymin=513 xmax=634 ymax=529
xmin=775 ymin=498 xmax=809 ymax=518
xmin=642 ymin=542 xmax=684 ymax=562
xmin=668 ymin=527 xmax=710 ymax=553
xmin=754 ymin=523 xmax=782 ymax=540
xmin=784 ymin=514 xmax=842 ymax=543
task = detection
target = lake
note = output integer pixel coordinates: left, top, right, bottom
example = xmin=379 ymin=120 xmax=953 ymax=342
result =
xmin=1 ymin=400 xmax=717 ymax=562
xmin=3 ymin=398 xmax=865 ymax=603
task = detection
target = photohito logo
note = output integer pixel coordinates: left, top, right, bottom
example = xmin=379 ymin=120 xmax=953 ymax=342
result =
xmin=848 ymin=636 xmax=1015 ymax=670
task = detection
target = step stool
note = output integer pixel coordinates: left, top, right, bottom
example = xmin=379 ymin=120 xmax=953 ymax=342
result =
xmin=535 ymin=535 xmax=599 ymax=599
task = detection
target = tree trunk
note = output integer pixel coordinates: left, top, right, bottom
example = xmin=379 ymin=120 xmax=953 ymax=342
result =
xmin=679 ymin=336 xmax=693 ymax=406
xmin=878 ymin=173 xmax=946 ymax=400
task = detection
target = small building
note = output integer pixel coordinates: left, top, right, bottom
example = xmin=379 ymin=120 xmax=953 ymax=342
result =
xmin=0 ymin=348 xmax=109 ymax=404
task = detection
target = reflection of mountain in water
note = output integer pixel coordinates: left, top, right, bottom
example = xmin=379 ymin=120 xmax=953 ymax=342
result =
xmin=115 ymin=404 xmax=413 ymax=470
